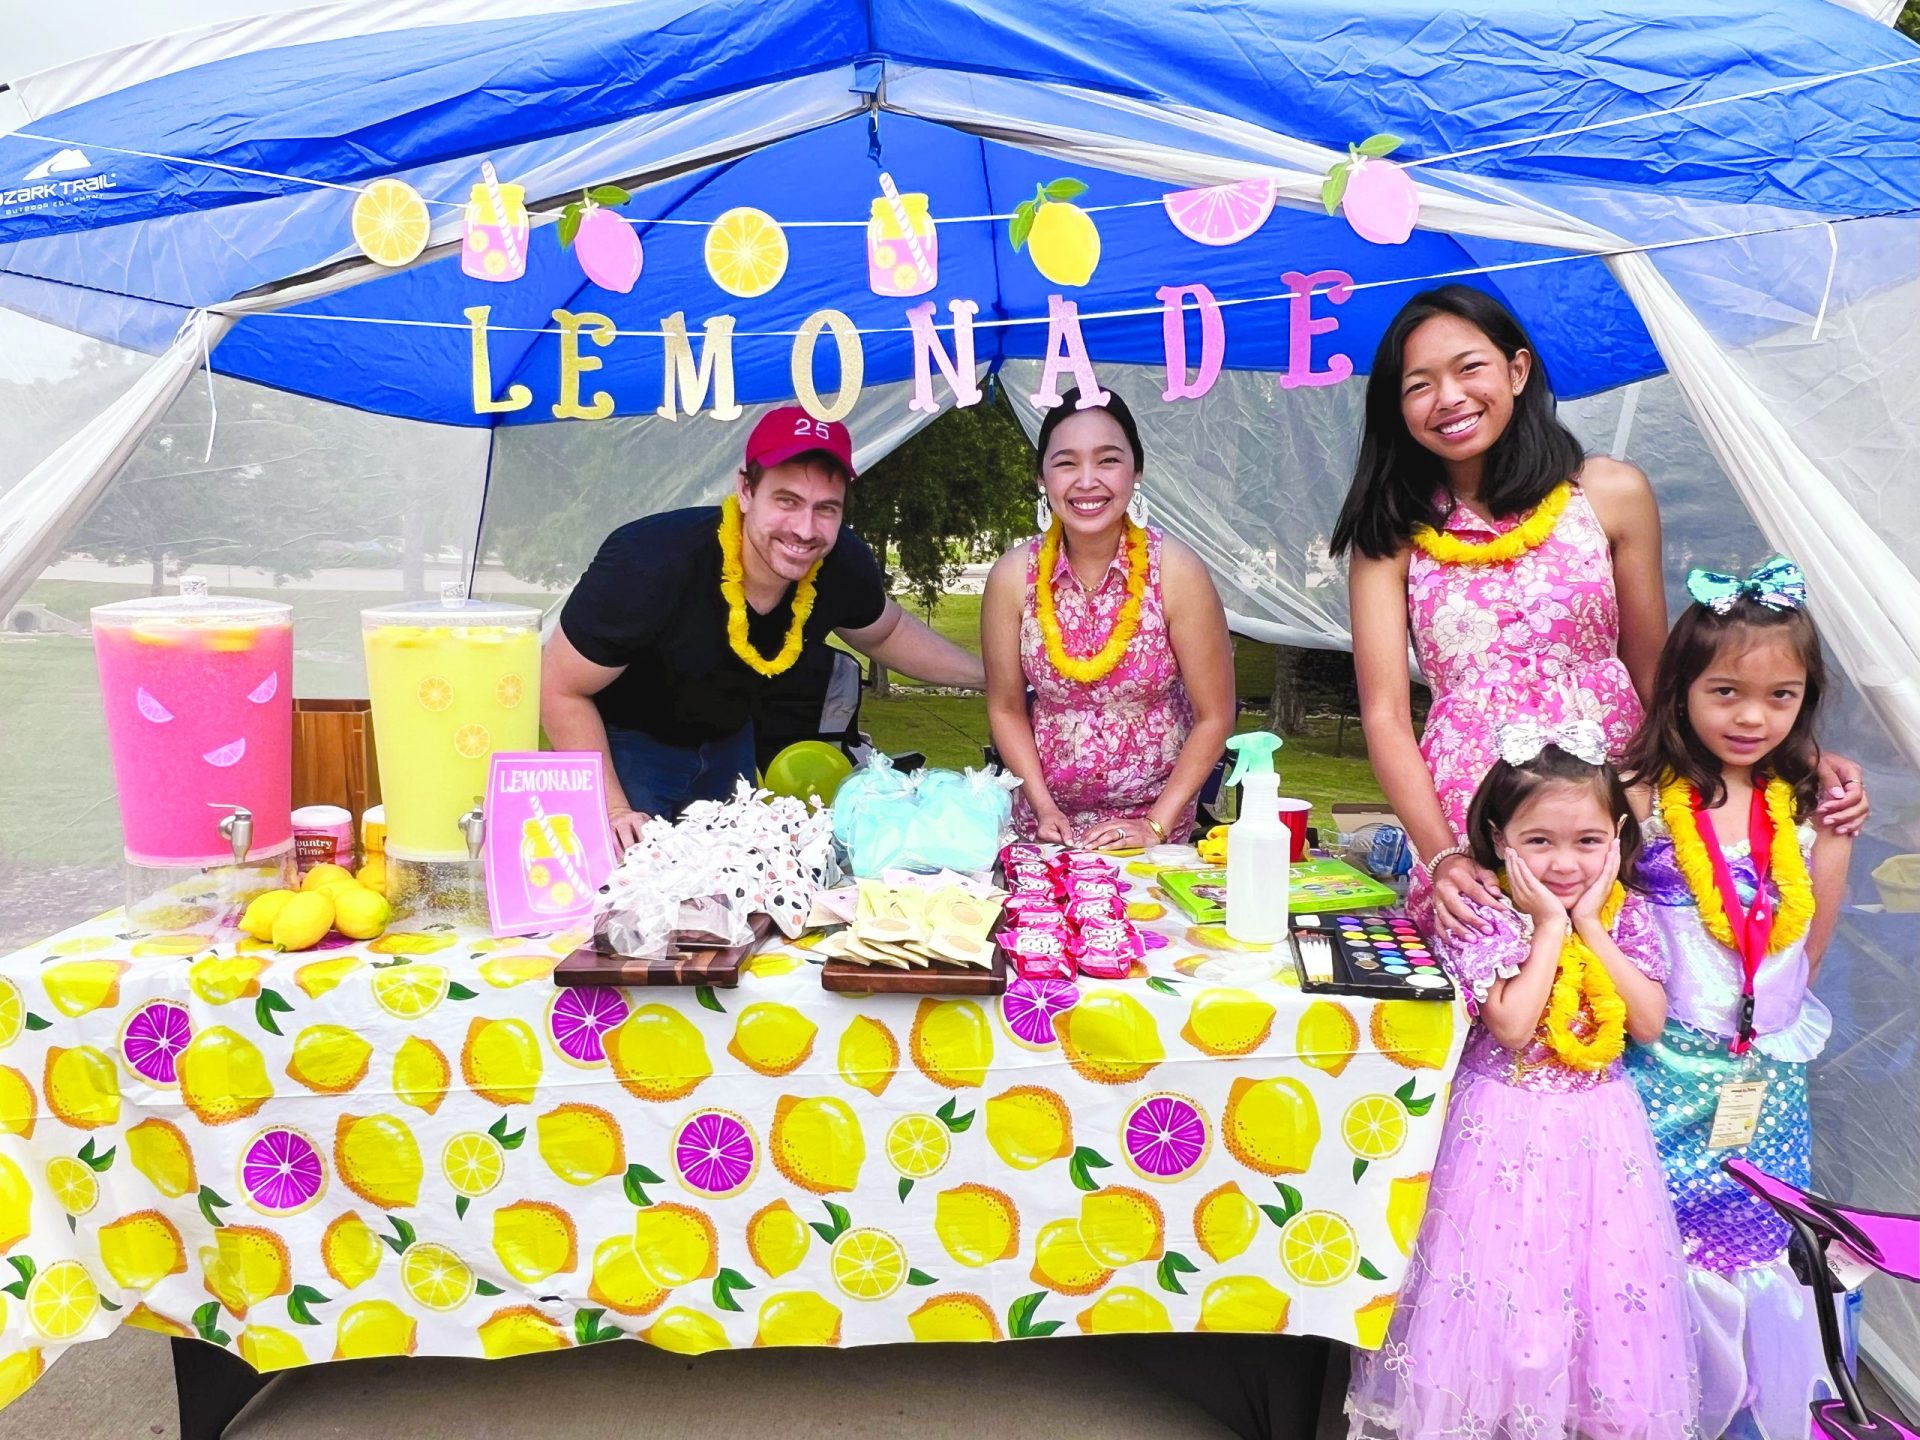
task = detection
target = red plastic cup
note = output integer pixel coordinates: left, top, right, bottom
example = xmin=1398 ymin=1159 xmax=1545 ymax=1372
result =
xmin=1278 ymin=799 xmax=1311 ymax=863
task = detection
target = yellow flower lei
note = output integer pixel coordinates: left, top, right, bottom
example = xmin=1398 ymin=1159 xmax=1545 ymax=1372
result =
xmin=1410 ymin=481 xmax=1572 ymax=565
xmin=717 ymin=494 xmax=821 ymax=678
xmin=1035 ymin=517 xmax=1150 ymax=685
xmin=1658 ymin=773 xmax=1814 ymax=957
xmin=1541 ymin=883 xmax=1630 ymax=1072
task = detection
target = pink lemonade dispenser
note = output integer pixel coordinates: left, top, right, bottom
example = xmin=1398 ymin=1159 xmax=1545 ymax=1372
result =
xmin=91 ymin=580 xmax=296 ymax=929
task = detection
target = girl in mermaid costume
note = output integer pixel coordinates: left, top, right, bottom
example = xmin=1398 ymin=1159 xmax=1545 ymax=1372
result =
xmin=1620 ymin=558 xmax=1857 ymax=1439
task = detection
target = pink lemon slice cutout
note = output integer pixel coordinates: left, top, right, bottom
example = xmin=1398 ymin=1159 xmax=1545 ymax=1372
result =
xmin=239 ymin=1125 xmax=327 ymax=1217
xmin=1163 ymin=180 xmax=1276 ymax=247
xmin=1121 ymin=1091 xmax=1212 ymax=1182
xmin=546 ymin=986 xmax=629 ymax=1068
xmin=1000 ymin=977 xmax=1079 ymax=1050
xmin=672 ymin=1108 xmax=758 ymax=1198
xmin=135 ymin=688 xmax=174 ymax=724
xmin=203 ymin=738 xmax=247 ymax=768
xmin=120 ymin=999 xmax=192 ymax=1087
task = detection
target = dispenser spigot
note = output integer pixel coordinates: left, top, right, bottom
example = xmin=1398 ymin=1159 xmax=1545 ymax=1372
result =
xmin=459 ymin=802 xmax=486 ymax=860
xmin=213 ymin=804 xmax=254 ymax=864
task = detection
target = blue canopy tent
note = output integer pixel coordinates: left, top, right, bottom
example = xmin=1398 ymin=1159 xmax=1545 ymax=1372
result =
xmin=2 ymin=0 xmax=1919 ymax=1402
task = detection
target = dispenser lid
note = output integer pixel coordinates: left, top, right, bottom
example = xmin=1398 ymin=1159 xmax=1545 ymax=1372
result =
xmin=362 ymin=598 xmax=542 ymax=629
xmin=92 ymin=578 xmax=291 ymax=628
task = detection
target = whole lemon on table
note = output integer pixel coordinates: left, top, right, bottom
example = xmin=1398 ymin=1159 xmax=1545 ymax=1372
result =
xmin=300 ymin=864 xmax=354 ymax=893
xmin=356 ymin=857 xmax=388 ymax=896
xmin=270 ymin=891 xmax=334 ymax=952
xmin=332 ymin=887 xmax=392 ymax=941
xmin=239 ymin=890 xmax=297 ymax=942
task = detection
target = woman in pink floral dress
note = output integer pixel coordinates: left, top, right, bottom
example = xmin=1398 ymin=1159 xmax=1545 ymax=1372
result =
xmin=982 ymin=388 xmax=1236 ymax=848
xmin=1332 ymin=286 xmax=1670 ymax=937
xmin=1333 ymin=286 xmax=1866 ymax=937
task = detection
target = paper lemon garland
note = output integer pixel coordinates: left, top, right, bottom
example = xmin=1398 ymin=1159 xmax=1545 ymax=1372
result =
xmin=706 ymin=207 xmax=789 ymax=299
xmin=1163 ymin=180 xmax=1276 ymax=247
xmin=557 ymin=184 xmax=644 ymax=295
xmin=352 ymin=178 xmax=431 ymax=268
xmin=1410 ymin=482 xmax=1570 ymax=566
xmin=1011 ymin=179 xmax=1101 ymax=287
xmin=1323 ymin=134 xmax=1420 ymax=246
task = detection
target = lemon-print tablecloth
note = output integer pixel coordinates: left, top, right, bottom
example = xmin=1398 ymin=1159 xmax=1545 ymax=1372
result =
xmin=0 ymin=872 xmax=1464 ymax=1410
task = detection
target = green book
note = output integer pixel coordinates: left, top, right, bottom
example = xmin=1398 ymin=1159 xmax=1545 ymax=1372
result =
xmin=1155 ymin=859 xmax=1399 ymax=924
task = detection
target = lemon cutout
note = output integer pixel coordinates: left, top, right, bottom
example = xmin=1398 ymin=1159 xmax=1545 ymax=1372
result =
xmin=352 ymin=178 xmax=431 ymax=268
xmin=416 ymin=676 xmax=454 ymax=712
xmin=705 ymin=207 xmax=789 ymax=298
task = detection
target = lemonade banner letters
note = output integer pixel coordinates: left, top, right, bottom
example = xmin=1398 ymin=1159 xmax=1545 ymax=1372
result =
xmin=465 ymin=290 xmax=1353 ymax=422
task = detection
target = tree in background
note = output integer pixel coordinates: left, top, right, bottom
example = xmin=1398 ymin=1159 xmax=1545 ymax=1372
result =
xmin=1903 ymin=2 xmax=1919 ymax=41
xmin=845 ymin=389 xmax=1035 ymax=689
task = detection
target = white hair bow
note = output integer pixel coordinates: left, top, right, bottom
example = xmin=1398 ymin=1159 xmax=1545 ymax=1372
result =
xmin=1495 ymin=715 xmax=1608 ymax=768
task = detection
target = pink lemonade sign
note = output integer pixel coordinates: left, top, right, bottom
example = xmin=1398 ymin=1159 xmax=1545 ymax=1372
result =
xmin=483 ymin=752 xmax=619 ymax=937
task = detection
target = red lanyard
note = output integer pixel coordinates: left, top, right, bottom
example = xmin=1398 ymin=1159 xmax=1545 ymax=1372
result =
xmin=1691 ymin=784 xmax=1776 ymax=1056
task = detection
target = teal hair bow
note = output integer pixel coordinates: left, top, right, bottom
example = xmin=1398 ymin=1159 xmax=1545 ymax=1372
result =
xmin=1685 ymin=556 xmax=1807 ymax=615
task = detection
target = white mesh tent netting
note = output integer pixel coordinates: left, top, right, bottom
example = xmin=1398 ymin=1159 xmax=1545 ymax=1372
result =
xmin=1 ymin=0 xmax=1917 ymax=1406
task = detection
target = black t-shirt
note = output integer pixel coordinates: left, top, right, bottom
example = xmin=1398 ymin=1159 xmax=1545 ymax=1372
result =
xmin=560 ymin=506 xmax=887 ymax=746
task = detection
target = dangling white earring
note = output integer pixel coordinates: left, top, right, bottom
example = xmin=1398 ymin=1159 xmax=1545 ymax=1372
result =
xmin=1127 ymin=487 xmax=1149 ymax=526
xmin=1036 ymin=494 xmax=1053 ymax=533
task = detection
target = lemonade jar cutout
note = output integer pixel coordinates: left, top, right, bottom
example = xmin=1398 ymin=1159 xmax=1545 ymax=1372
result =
xmin=520 ymin=816 xmax=588 ymax=916
xmin=867 ymin=187 xmax=937 ymax=298
xmin=462 ymin=182 xmax=528 ymax=283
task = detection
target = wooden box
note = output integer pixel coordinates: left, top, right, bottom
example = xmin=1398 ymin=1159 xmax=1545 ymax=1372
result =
xmin=292 ymin=699 xmax=381 ymax=822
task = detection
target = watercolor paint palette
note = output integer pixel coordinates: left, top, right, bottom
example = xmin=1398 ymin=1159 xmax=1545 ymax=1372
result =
xmin=1289 ymin=911 xmax=1454 ymax=1001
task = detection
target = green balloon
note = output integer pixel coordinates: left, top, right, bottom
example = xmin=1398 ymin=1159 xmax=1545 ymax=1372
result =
xmin=764 ymin=741 xmax=853 ymax=805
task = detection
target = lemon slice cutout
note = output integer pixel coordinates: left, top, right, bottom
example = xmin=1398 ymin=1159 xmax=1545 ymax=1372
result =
xmin=353 ymin=178 xmax=430 ymax=267
xmin=704 ymin=207 xmax=789 ymax=298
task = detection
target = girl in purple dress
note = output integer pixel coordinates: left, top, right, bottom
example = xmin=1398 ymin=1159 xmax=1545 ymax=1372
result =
xmin=1348 ymin=722 xmax=1700 ymax=1439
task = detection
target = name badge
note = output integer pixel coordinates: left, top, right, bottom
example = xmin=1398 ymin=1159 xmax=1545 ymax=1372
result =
xmin=1706 ymin=1079 xmax=1769 ymax=1150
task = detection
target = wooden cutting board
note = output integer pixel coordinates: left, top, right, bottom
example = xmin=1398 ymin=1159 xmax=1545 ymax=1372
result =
xmin=554 ymin=915 xmax=772 ymax=988
xmin=819 ymin=942 xmax=1007 ymax=996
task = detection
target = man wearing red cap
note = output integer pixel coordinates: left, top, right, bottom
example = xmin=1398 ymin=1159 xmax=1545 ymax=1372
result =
xmin=542 ymin=407 xmax=985 ymax=844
